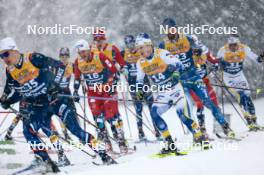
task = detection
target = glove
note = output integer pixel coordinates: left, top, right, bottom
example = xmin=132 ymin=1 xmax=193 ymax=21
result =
xmin=47 ymin=84 xmax=61 ymax=101
xmin=257 ymin=52 xmax=264 ymax=63
xmin=211 ymin=63 xmax=220 ymax=72
xmin=1 ymin=100 xmax=11 ymax=109
xmin=172 ymin=72 xmax=180 ymax=80
xmin=0 ymin=94 xmax=10 ymax=109
xmin=136 ymin=90 xmax=144 ymax=101
xmin=73 ymin=90 xmax=80 ymax=102
xmin=120 ymin=66 xmax=129 ymax=77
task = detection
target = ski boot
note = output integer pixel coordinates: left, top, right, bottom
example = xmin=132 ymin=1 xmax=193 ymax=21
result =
xmin=98 ymin=150 xmax=117 ymax=165
xmin=97 ymin=129 xmax=113 ymax=153
xmin=31 ymin=155 xmax=60 ymax=173
xmin=138 ymin=127 xmax=146 ymax=142
xmin=193 ymin=131 xmax=210 ymax=150
xmin=197 ymin=110 xmax=207 ymax=134
xmin=222 ymin=123 xmax=235 ymax=138
xmin=45 ymin=158 xmax=60 ymax=173
xmin=4 ymin=132 xmax=13 ymax=141
xmin=57 ymin=149 xmax=71 ymax=167
xmin=246 ymin=115 xmax=262 ymax=131
xmin=159 ymin=136 xmax=186 ymax=156
xmin=114 ymin=125 xmax=128 ymax=153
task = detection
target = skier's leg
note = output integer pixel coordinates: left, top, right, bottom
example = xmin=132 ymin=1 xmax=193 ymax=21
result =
xmin=203 ymin=77 xmax=219 ymax=106
xmin=191 ymin=78 xmax=234 ymax=136
xmin=172 ymin=84 xmax=205 ymax=140
xmin=150 ymin=90 xmax=173 ymax=139
xmin=144 ymin=92 xmax=161 ymax=138
xmin=224 ymin=72 xmax=258 ymax=126
xmin=189 ymin=89 xmax=206 ymax=131
xmin=104 ymin=96 xmax=128 ymax=152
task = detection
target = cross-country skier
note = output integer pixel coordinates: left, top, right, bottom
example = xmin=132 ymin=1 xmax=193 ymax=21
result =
xmin=121 ymin=35 xmax=161 ymax=141
xmin=135 ymin=33 xmax=209 ymax=154
xmin=189 ymin=43 xmax=220 ymax=133
xmin=3 ymin=48 xmax=75 ymax=142
xmin=91 ymin=31 xmax=126 ymax=140
xmin=73 ymin=39 xmax=128 ymax=153
xmin=159 ymin=18 xmax=235 ymax=138
xmin=216 ymin=34 xmax=264 ymax=130
xmin=0 ymin=37 xmax=115 ymax=172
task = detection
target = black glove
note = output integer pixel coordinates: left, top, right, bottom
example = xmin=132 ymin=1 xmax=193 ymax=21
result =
xmin=73 ymin=90 xmax=80 ymax=102
xmin=211 ymin=63 xmax=220 ymax=72
xmin=0 ymin=94 xmax=11 ymax=109
xmin=257 ymin=52 xmax=264 ymax=63
xmin=1 ymin=100 xmax=11 ymax=109
xmin=48 ymin=84 xmax=61 ymax=101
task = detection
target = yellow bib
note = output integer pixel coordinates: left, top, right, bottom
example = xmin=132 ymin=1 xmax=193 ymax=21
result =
xmin=8 ymin=53 xmax=39 ymax=84
xmin=223 ymin=44 xmax=246 ymax=63
xmin=77 ymin=54 xmax=104 ymax=74
xmin=164 ymin=33 xmax=191 ymax=54
xmin=91 ymin=43 xmax=113 ymax=61
xmin=139 ymin=49 xmax=167 ymax=76
xmin=124 ymin=48 xmax=141 ymax=63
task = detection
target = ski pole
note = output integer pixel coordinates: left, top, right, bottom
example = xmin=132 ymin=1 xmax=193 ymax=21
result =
xmin=121 ymin=91 xmax=132 ymax=138
xmin=58 ymin=93 xmax=182 ymax=106
xmin=9 ymin=107 xmax=97 ymax=158
xmin=81 ymin=82 xmax=87 ymax=132
xmin=212 ymin=72 xmax=248 ymax=125
xmin=122 ymin=103 xmax=157 ymax=136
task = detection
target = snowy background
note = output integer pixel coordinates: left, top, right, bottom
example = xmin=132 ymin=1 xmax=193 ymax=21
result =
xmin=0 ymin=1 xmax=264 ymax=174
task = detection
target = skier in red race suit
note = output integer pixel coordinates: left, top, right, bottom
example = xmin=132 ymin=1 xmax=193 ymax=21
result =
xmin=73 ymin=39 xmax=128 ymax=153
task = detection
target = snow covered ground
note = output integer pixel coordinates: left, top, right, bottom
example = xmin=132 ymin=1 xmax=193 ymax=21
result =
xmin=0 ymin=97 xmax=264 ymax=175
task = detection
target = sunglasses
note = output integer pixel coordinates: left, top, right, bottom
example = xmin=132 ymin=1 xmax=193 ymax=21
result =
xmin=0 ymin=51 xmax=10 ymax=59
xmin=59 ymin=54 xmax=70 ymax=57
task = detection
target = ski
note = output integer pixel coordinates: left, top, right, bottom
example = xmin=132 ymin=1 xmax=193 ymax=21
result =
xmin=215 ymin=133 xmax=243 ymax=141
xmin=10 ymin=164 xmax=42 ymax=175
xmin=150 ymin=150 xmax=188 ymax=158
xmin=134 ymin=139 xmax=159 ymax=144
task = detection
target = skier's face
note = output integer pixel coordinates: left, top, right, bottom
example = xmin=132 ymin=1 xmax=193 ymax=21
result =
xmin=229 ymin=43 xmax=239 ymax=52
xmin=167 ymin=27 xmax=177 ymax=40
xmin=78 ymin=50 xmax=91 ymax=61
xmin=59 ymin=55 xmax=70 ymax=64
xmin=94 ymin=39 xmax=105 ymax=49
xmin=0 ymin=50 xmax=20 ymax=66
xmin=138 ymin=45 xmax=153 ymax=58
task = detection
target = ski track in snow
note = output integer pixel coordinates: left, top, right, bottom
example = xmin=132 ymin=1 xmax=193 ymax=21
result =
xmin=0 ymin=98 xmax=264 ymax=175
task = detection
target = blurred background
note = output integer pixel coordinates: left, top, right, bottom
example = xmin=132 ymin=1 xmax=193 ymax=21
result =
xmin=0 ymin=0 xmax=263 ymax=97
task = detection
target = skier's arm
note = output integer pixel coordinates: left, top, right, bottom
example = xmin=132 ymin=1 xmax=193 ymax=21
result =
xmin=244 ymin=45 xmax=261 ymax=63
xmin=73 ymin=59 xmax=81 ymax=91
xmin=160 ymin=50 xmax=183 ymax=72
xmin=136 ymin=60 xmax=146 ymax=85
xmin=30 ymin=53 xmax=65 ymax=84
xmin=112 ymin=45 xmax=126 ymax=69
xmin=206 ymin=51 xmax=219 ymax=64
xmin=99 ymin=52 xmax=118 ymax=74
xmin=0 ymin=72 xmax=22 ymax=109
